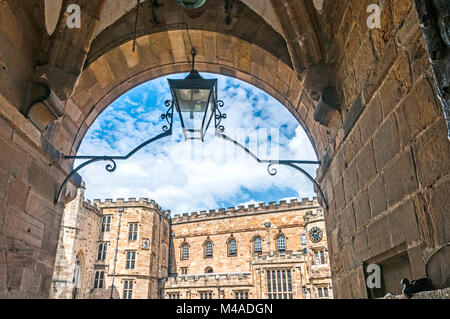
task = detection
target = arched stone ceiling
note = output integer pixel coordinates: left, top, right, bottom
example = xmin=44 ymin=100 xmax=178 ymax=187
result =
xmin=60 ymin=30 xmax=329 ymax=161
xmin=86 ymin=0 xmax=292 ymax=69
xmin=94 ymin=0 xmax=284 ymax=38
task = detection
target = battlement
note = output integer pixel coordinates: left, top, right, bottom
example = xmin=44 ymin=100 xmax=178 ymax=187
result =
xmin=89 ymin=198 xmax=170 ymax=218
xmin=165 ymin=272 xmax=252 ymax=287
xmin=172 ymin=197 xmax=319 ymax=224
xmin=83 ymin=199 xmax=101 ymax=213
xmin=252 ymin=250 xmax=305 ymax=263
xmin=304 ymin=208 xmax=325 ymax=224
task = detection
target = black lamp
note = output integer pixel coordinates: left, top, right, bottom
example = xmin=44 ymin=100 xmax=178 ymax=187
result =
xmin=168 ymin=50 xmax=219 ymax=141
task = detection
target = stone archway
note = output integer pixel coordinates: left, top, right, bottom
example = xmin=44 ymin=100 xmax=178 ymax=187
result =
xmin=0 ymin=0 xmax=449 ymax=299
xmin=59 ymin=30 xmax=327 ymax=159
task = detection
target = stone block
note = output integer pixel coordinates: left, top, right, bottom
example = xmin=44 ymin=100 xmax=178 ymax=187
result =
xmin=20 ymin=267 xmax=40 ymax=293
xmin=0 ymin=170 xmax=8 ymax=200
xmin=342 ymin=160 xmax=359 ymax=204
xmin=356 ymin=140 xmax=377 ymax=189
xmin=341 ymin=203 xmax=356 ymax=239
xmin=6 ymin=178 xmax=30 ymax=211
xmin=383 ymin=149 xmax=418 ymax=207
xmin=368 ymin=173 xmax=387 ymax=217
xmin=4 ymin=206 xmax=44 ymax=248
xmin=367 ymin=215 xmax=391 ymax=256
xmin=373 ymin=114 xmax=400 ymax=171
xmin=395 ymin=78 xmax=439 ymax=147
xmin=333 ymin=177 xmax=346 ymax=213
xmin=388 ymin=199 xmax=420 ymax=247
xmin=0 ymin=115 xmax=13 ymax=141
xmin=344 ymin=122 xmax=362 ymax=165
xmin=392 ymin=0 xmax=412 ymax=29
xmin=353 ymin=39 xmax=376 ymax=91
xmin=407 ymin=246 xmax=427 ymax=279
xmin=427 ymin=179 xmax=450 ymax=245
xmin=353 ymin=230 xmax=370 ymax=264
xmin=413 ymin=119 xmax=450 ymax=188
xmin=353 ymin=189 xmax=371 ymax=228
xmin=0 ymin=138 xmax=27 ymax=179
xmin=359 ymin=93 xmax=383 ymax=142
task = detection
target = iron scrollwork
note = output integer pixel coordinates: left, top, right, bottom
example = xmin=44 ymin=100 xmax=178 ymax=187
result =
xmin=55 ymin=97 xmax=328 ymax=210
xmin=215 ymin=100 xmax=227 ymax=133
xmin=54 ymin=100 xmax=175 ymax=204
xmin=215 ymin=132 xmax=328 ymax=209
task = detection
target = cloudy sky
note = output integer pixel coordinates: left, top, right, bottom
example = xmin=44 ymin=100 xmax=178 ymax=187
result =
xmin=77 ymin=74 xmax=318 ymax=215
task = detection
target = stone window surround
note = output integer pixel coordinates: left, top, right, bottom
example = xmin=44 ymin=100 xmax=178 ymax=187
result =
xmin=227 ymin=237 xmax=238 ymax=257
xmin=180 ymin=241 xmax=190 ymax=260
xmin=128 ymin=222 xmax=139 ymax=241
xmin=203 ymin=240 xmax=214 ymax=259
xmin=275 ymin=233 xmax=287 ymax=252
xmin=125 ymin=250 xmax=137 ymax=269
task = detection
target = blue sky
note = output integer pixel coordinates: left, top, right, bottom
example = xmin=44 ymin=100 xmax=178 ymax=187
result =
xmin=77 ymin=74 xmax=318 ymax=214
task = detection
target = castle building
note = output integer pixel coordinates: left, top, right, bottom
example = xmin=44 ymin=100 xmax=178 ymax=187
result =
xmin=50 ymin=185 xmax=332 ymax=299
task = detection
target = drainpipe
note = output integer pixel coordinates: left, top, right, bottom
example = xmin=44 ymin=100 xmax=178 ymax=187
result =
xmin=110 ymin=207 xmax=123 ymax=299
xmin=264 ymin=222 xmax=271 ymax=253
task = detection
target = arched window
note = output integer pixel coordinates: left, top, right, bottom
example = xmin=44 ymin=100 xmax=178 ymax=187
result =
xmin=181 ymin=243 xmax=189 ymax=260
xmin=204 ymin=241 xmax=213 ymax=258
xmin=228 ymin=239 xmax=237 ymax=257
xmin=277 ymin=235 xmax=286 ymax=252
xmin=205 ymin=267 xmax=214 ymax=273
xmin=253 ymin=237 xmax=262 ymax=253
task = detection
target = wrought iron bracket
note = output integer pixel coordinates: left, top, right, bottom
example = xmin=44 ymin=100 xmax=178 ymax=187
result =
xmin=215 ymin=132 xmax=328 ymax=209
xmin=55 ymin=98 xmax=327 ymax=209
xmin=54 ymin=100 xmax=174 ymax=204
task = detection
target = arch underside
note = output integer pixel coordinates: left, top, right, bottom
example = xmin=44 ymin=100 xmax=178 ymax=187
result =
xmin=62 ymin=29 xmax=330 ymax=163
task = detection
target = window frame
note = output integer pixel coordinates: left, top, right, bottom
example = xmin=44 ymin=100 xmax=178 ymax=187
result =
xmin=266 ymin=269 xmax=293 ymax=299
xmin=276 ymin=234 xmax=286 ymax=252
xmin=253 ymin=236 xmax=262 ymax=253
xmin=128 ymin=223 xmax=139 ymax=241
xmin=93 ymin=271 xmax=105 ymax=289
xmin=97 ymin=242 xmax=108 ymax=261
xmin=204 ymin=240 xmax=213 ymax=259
xmin=228 ymin=238 xmax=237 ymax=257
xmin=125 ymin=251 xmax=137 ymax=270
xmin=123 ymin=280 xmax=134 ymax=299
xmin=181 ymin=243 xmax=189 ymax=260
xmin=101 ymin=215 xmax=111 ymax=232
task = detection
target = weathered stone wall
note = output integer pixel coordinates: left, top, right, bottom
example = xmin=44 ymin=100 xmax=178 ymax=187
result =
xmin=317 ymin=0 xmax=450 ymax=298
xmin=0 ymin=93 xmax=66 ymax=299
xmin=50 ymin=184 xmax=102 ymax=299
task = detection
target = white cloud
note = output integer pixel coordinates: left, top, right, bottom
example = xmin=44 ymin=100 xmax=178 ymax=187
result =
xmin=77 ymin=74 xmax=318 ymax=214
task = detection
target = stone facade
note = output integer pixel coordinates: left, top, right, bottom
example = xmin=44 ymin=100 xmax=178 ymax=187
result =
xmin=51 ymin=189 xmax=170 ymax=299
xmin=50 ymin=188 xmax=332 ymax=299
xmin=167 ymin=199 xmax=332 ymax=299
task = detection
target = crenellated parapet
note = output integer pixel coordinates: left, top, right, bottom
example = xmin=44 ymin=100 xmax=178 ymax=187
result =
xmin=252 ymin=251 xmax=305 ymax=264
xmin=165 ymin=272 xmax=253 ymax=288
xmin=304 ymin=207 xmax=325 ymax=224
xmin=172 ymin=197 xmax=319 ymax=224
xmin=89 ymin=197 xmax=171 ymax=218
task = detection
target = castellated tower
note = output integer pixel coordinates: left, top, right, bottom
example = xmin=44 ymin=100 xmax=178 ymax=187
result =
xmin=50 ymin=186 xmax=332 ymax=299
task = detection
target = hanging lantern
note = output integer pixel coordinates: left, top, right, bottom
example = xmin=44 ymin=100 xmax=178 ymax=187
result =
xmin=175 ymin=0 xmax=207 ymax=9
